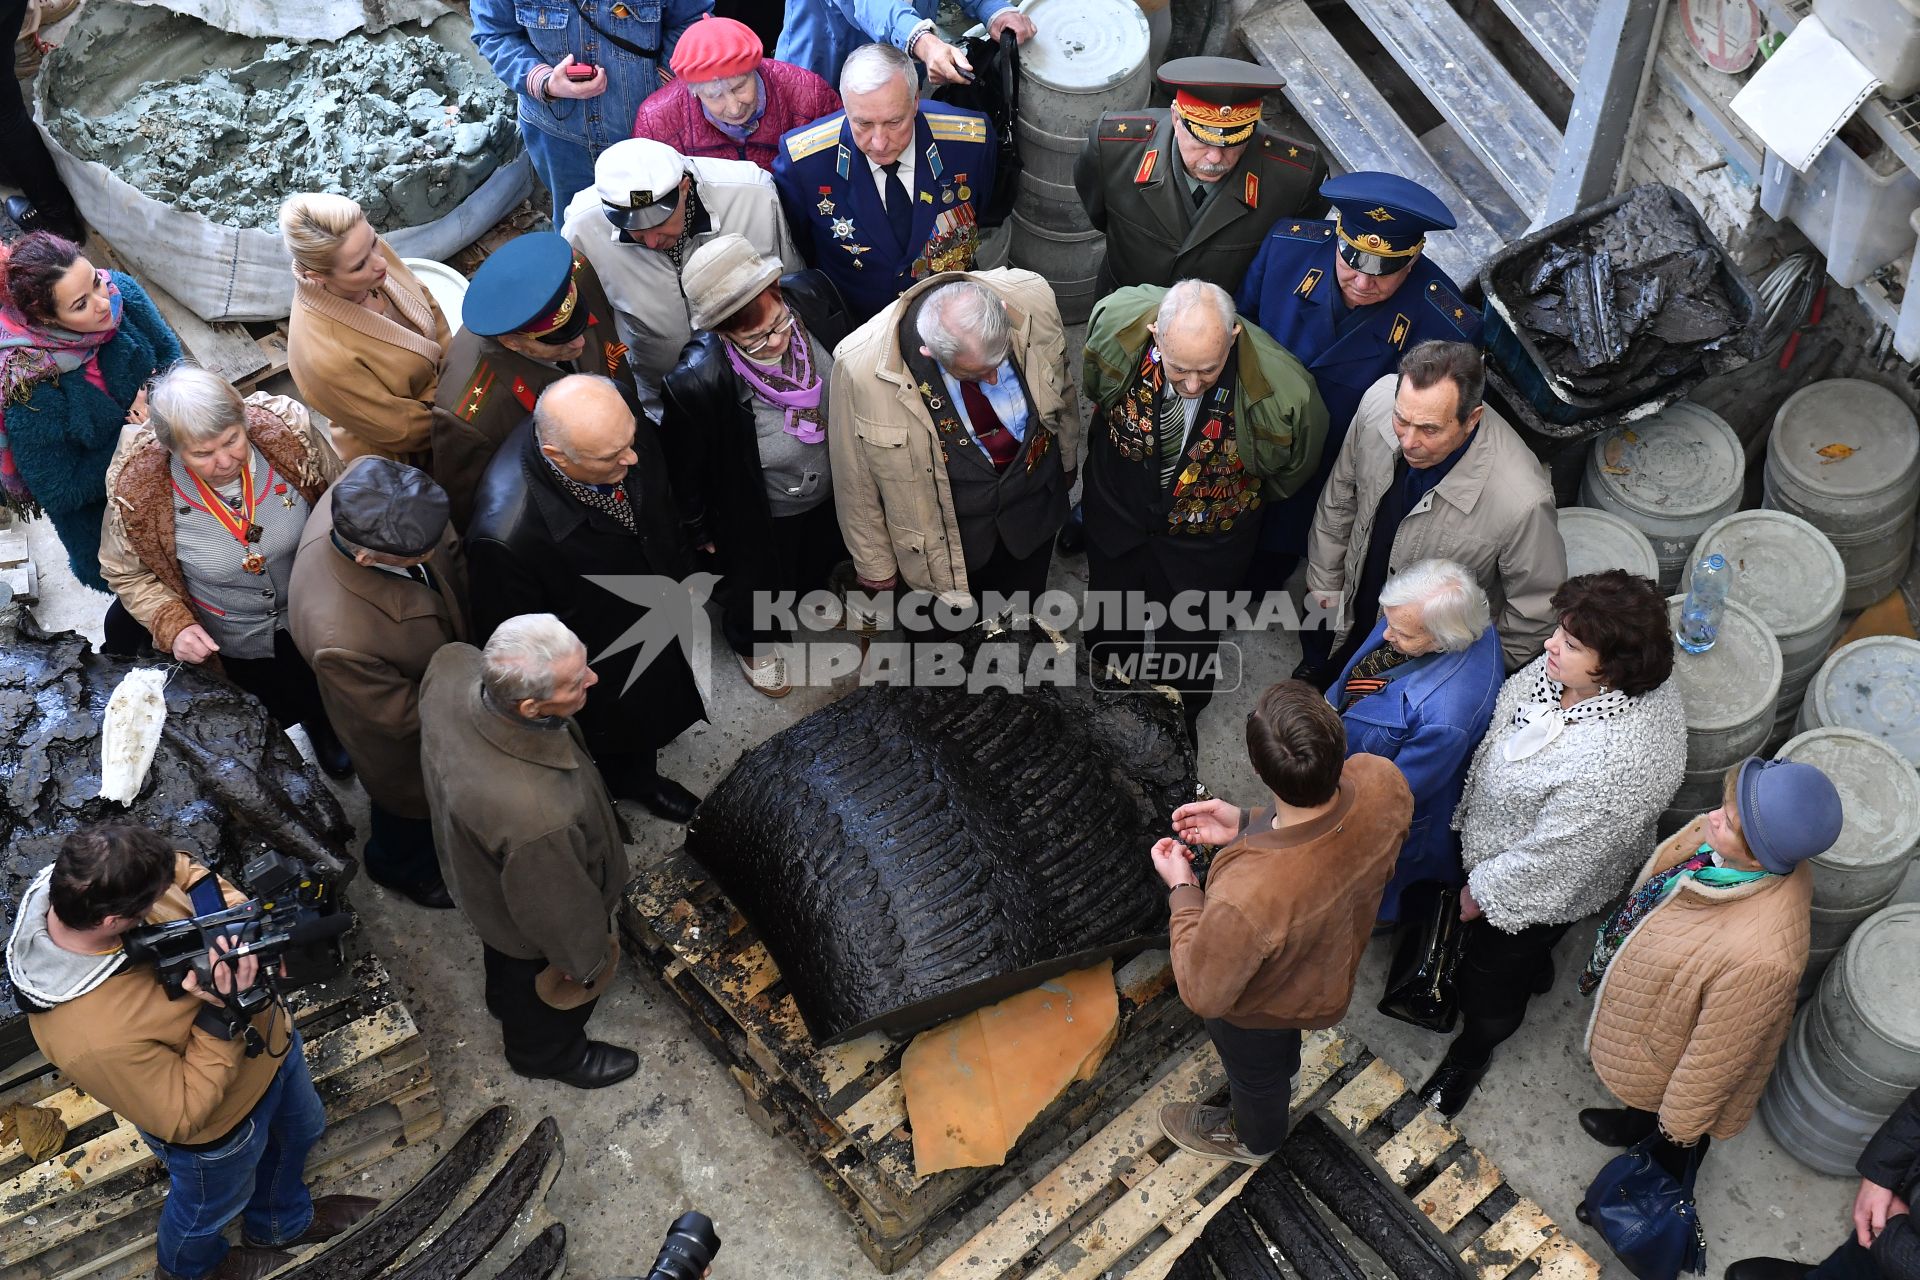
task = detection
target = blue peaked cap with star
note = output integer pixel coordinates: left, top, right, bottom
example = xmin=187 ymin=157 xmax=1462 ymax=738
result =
xmin=1322 ymin=172 xmax=1457 ymax=275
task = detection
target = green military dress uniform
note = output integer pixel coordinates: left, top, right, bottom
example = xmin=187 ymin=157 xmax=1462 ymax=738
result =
xmin=1073 ymin=57 xmax=1325 ymax=293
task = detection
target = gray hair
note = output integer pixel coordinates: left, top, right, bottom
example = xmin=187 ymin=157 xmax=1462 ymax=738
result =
xmin=148 ymin=364 xmax=246 ymax=452
xmin=532 ymin=373 xmax=623 ymax=459
xmin=1156 ymin=279 xmax=1236 ymax=336
xmin=841 ymin=42 xmax=914 ymax=98
xmin=482 ymin=613 xmax=584 ymax=706
xmin=1378 ymin=559 xmax=1491 ymax=652
xmin=916 ymin=280 xmax=1011 ymax=370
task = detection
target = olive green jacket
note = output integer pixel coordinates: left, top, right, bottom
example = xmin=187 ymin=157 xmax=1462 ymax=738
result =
xmin=1082 ymin=285 xmax=1329 ymax=500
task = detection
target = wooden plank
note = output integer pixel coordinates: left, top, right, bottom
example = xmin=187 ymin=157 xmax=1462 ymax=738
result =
xmin=1489 ymin=0 xmax=1590 ymax=87
xmin=1024 ymin=1152 xmax=1221 ymax=1280
xmin=835 ymin=1074 xmax=906 ymax=1146
xmin=1372 ymin=1109 xmax=1458 ymax=1187
xmin=812 ymin=1031 xmax=895 ymax=1097
xmin=1124 ymin=1163 xmax=1261 ymax=1280
xmin=1325 ymin=1058 xmax=1406 ymax=1135
xmin=0 ymin=1088 xmax=111 ymax=1165
xmin=1530 ymin=1231 xmax=1605 ymax=1280
xmin=1415 ymin=1147 xmax=1504 ymax=1233
xmin=1460 ymin=1198 xmax=1555 ymax=1280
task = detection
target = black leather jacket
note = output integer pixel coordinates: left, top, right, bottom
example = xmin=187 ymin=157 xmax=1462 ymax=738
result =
xmin=658 ymin=271 xmax=852 ymax=572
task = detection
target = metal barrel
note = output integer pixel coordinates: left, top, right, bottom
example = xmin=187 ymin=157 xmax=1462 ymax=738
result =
xmin=1797 ymin=636 xmax=1920 ymax=772
xmin=1579 ymin=402 xmax=1745 ymax=593
xmin=1557 ymin=506 xmax=1661 ymax=582
xmin=1659 ymin=595 xmax=1780 ymax=836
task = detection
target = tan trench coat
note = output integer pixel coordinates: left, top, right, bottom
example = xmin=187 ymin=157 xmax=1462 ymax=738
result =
xmin=1585 ymin=816 xmax=1812 ymax=1143
xmin=287 ymin=482 xmax=472 ymax=818
xmin=827 ymin=268 xmax=1082 ymax=600
xmin=1306 ymin=374 xmax=1565 ymax=670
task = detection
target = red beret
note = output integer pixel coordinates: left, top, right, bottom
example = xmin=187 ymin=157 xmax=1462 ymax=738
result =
xmin=670 ymin=14 xmax=763 ymax=83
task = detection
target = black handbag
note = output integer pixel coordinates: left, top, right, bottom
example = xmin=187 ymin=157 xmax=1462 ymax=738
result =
xmin=1376 ymin=880 xmax=1466 ymax=1033
xmin=1581 ymin=1135 xmax=1708 ymax=1279
xmin=928 ymin=31 xmax=1021 ymax=229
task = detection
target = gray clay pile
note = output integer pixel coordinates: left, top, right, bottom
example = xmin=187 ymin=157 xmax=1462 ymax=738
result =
xmin=50 ymin=32 xmax=514 ymax=230
xmin=1505 ymin=185 xmax=1755 ymax=398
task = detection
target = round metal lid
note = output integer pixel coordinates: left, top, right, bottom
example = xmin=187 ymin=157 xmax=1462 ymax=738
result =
xmin=1559 ymin=506 xmax=1661 ymax=580
xmin=1589 ymin=403 xmax=1745 ymax=520
xmin=1770 ymin=379 xmax=1920 ymax=499
xmin=1018 ymin=0 xmax=1151 ymax=94
xmin=1690 ymin=510 xmax=1846 ymax=638
xmin=1842 ymin=904 xmax=1920 ymax=1049
xmin=1808 ymin=636 xmax=1920 ymax=766
xmin=1779 ymin=728 xmax=1920 ymax=871
xmin=1664 ymin=595 xmax=1782 ymax=732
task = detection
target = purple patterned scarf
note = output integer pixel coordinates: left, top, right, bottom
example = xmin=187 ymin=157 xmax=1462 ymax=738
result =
xmin=0 ymin=269 xmax=124 ymax=508
xmin=701 ymin=73 xmax=768 ymax=143
xmin=725 ymin=314 xmax=825 ymax=443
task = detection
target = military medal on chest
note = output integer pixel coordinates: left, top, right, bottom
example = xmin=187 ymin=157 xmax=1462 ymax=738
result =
xmin=175 ymin=459 xmax=275 ymax=575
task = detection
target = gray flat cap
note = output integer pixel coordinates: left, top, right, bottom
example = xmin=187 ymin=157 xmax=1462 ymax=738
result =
xmin=331 ymin=457 xmax=450 ymax=558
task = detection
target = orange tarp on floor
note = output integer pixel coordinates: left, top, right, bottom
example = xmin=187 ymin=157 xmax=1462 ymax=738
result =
xmin=902 ymin=961 xmax=1122 ymax=1176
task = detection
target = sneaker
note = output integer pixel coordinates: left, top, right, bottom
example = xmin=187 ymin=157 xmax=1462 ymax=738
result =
xmin=737 ymin=649 xmax=791 ymax=698
xmin=1158 ymin=1102 xmax=1272 ymax=1165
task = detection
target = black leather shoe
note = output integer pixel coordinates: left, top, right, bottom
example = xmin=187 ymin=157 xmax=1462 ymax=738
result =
xmin=1574 ymin=1201 xmax=1592 ymax=1226
xmin=1416 ymin=1058 xmax=1489 ymax=1117
xmin=1724 ymin=1260 xmax=1812 ymax=1280
xmin=371 ymin=874 xmax=455 ymax=910
xmin=516 ymin=1041 xmax=638 ymax=1090
xmin=244 ymin=1193 xmax=380 ymax=1247
xmin=5 ymin=196 xmax=85 ymax=243
xmin=1055 ymin=503 xmax=1086 ymax=555
xmin=1578 ymin=1106 xmax=1656 ymax=1148
xmin=625 ymin=775 xmax=700 ymax=823
xmin=303 ymin=721 xmax=354 ymax=780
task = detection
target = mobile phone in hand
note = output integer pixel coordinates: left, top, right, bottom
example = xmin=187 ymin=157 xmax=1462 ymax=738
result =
xmin=565 ymin=62 xmax=598 ymax=81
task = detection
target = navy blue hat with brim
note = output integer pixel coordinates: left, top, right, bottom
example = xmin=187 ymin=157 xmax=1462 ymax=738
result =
xmin=462 ymin=233 xmax=586 ymax=342
xmin=1321 ymin=172 xmax=1458 ymax=276
xmin=1735 ymin=756 xmax=1844 ymax=875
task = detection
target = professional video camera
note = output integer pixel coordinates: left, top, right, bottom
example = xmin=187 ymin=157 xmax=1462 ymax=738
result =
xmin=645 ymin=1211 xmax=720 ymax=1280
xmin=123 ymin=850 xmax=352 ymax=1054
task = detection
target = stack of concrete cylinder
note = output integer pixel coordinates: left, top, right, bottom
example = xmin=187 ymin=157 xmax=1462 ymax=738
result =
xmin=1682 ymin=511 xmax=1846 ymax=740
xmin=1800 ymin=637 xmax=1920 ymax=767
xmin=1763 ymin=379 xmax=1920 ymax=610
xmin=1658 ymin=595 xmax=1780 ymax=835
xmin=1009 ymin=0 xmax=1150 ymax=324
xmin=1762 ymin=904 xmax=1920 ymax=1175
xmin=1556 ymin=506 xmax=1661 ymax=581
xmin=1775 ymin=728 xmax=1920 ymax=995
xmin=1579 ymin=402 xmax=1746 ymax=593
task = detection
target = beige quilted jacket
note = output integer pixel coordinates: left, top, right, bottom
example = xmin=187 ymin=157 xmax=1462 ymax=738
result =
xmin=1585 ymin=816 xmax=1812 ymax=1143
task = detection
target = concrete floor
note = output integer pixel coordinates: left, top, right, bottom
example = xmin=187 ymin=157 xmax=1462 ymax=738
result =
xmin=15 ymin=497 xmax=1888 ymax=1280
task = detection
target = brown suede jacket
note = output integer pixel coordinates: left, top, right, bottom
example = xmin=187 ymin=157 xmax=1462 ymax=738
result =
xmin=1168 ymin=754 xmax=1413 ymax=1029
xmin=27 ymin=853 xmax=290 ymax=1145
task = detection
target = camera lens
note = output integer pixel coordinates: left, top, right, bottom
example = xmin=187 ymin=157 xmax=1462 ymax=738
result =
xmin=645 ymin=1211 xmax=719 ymax=1280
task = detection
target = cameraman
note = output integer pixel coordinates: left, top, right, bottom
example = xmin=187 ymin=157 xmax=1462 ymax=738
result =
xmin=3 ymin=823 xmax=376 ymax=1280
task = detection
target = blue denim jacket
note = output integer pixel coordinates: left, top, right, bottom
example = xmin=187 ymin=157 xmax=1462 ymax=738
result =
xmin=774 ymin=0 xmax=1014 ymax=84
xmin=472 ymin=0 xmax=711 ymax=150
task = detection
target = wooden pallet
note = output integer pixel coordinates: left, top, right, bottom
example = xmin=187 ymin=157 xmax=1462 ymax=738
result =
xmin=933 ymin=1031 xmax=1602 ymax=1280
xmin=622 ymin=852 xmax=1201 ymax=1273
xmin=0 ymin=953 xmax=443 ymax=1280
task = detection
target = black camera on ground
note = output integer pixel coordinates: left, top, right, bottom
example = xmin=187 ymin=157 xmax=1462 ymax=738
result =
xmin=123 ymin=850 xmax=351 ymax=1051
xmin=646 ymin=1211 xmax=720 ymax=1280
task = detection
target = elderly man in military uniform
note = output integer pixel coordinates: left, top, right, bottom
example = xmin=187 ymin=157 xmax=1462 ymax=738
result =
xmin=1080 ymin=279 xmax=1327 ymax=740
xmin=434 ymin=233 xmax=644 ymax=531
xmin=774 ymin=42 xmax=997 ymax=324
xmin=1074 ymin=57 xmax=1324 ymax=296
xmin=1236 ymin=173 xmax=1484 ymax=669
xmin=562 ymin=137 xmax=800 ymax=412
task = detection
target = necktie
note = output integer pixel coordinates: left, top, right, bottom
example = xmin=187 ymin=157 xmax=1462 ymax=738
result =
xmin=1191 ymin=182 xmax=1207 ymax=209
xmin=959 ymin=380 xmax=1018 ymax=470
xmin=883 ymin=161 xmax=913 ymax=251
xmin=409 ymin=563 xmax=438 ymax=594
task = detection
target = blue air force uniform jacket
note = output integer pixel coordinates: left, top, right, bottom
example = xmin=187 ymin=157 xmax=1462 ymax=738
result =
xmin=1238 ymin=219 xmax=1483 ymax=556
xmin=773 ymin=105 xmax=996 ymax=323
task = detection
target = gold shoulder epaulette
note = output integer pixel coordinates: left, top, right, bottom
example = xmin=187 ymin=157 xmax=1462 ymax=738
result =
xmin=925 ymin=112 xmax=989 ymax=142
xmin=785 ymin=118 xmax=843 ymax=161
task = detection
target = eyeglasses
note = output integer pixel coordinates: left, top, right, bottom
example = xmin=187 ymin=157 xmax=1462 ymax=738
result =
xmin=734 ymin=306 xmax=794 ymax=356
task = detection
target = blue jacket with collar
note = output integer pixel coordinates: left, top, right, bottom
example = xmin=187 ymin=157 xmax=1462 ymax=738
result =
xmin=774 ymin=0 xmax=1013 ymax=84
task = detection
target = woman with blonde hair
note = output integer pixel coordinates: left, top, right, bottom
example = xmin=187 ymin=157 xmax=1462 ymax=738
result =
xmin=281 ymin=193 xmax=450 ymax=467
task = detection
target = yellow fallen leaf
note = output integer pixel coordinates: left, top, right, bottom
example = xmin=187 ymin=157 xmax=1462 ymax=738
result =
xmin=1816 ymin=443 xmax=1855 ymax=462
xmin=1601 ymin=465 xmax=1631 ymax=476
xmin=1621 ymin=429 xmax=1639 ymax=444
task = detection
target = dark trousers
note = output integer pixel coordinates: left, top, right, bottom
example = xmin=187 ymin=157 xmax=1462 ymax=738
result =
xmin=221 ymin=629 xmax=329 ymax=733
xmin=364 ymin=804 xmax=443 ymax=893
xmin=1601 ymin=1106 xmax=1713 ymax=1181
xmin=1204 ymin=1019 xmax=1302 ymax=1156
xmin=1446 ymin=917 xmax=1569 ymax=1067
xmin=99 ymin=598 xmax=153 ymax=657
xmin=969 ymin=535 xmax=1053 ymax=602
xmin=0 ymin=0 xmax=77 ymax=226
xmin=482 ymin=945 xmax=597 ymax=1077
xmin=1084 ymin=542 xmax=1234 ymax=733
xmin=720 ymin=499 xmax=848 ymax=655
xmin=1810 ymin=1238 xmax=1885 ymax=1280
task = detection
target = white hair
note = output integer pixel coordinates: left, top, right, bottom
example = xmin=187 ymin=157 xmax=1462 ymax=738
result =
xmin=483 ymin=614 xmax=585 ymax=706
xmin=841 ymin=42 xmax=914 ymax=98
xmin=1378 ymin=559 xmax=1491 ymax=652
xmin=1156 ymin=279 xmax=1236 ymax=335
xmin=148 ymin=364 xmax=246 ymax=452
xmin=916 ymin=280 xmax=1011 ymax=370
xmin=532 ymin=373 xmax=623 ymax=459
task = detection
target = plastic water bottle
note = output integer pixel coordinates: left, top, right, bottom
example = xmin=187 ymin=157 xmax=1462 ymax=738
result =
xmin=1677 ymin=553 xmax=1731 ymax=654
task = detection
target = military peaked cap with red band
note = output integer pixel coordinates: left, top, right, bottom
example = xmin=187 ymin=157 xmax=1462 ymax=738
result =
xmin=1157 ymin=56 xmax=1285 ymax=147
